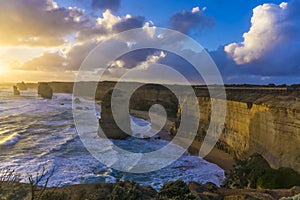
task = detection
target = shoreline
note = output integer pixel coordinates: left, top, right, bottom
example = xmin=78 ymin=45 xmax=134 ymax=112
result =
xmin=130 ymin=109 xmax=235 ymax=174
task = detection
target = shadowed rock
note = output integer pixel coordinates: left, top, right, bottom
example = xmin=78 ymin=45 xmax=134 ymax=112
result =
xmin=16 ymin=82 xmax=27 ymax=90
xmin=38 ymin=83 xmax=53 ymax=99
xmin=13 ymin=86 xmax=20 ymax=95
xmin=98 ymin=89 xmax=130 ymax=139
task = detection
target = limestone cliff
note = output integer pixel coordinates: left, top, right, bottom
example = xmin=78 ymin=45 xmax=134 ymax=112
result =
xmin=36 ymin=81 xmax=300 ymax=173
xmin=187 ymin=89 xmax=300 ymax=174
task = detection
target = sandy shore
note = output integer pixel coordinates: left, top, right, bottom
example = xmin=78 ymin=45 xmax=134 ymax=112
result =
xmin=130 ymin=109 xmax=235 ymax=173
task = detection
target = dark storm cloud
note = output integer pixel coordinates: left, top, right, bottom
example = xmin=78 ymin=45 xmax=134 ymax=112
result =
xmin=112 ymin=16 xmax=145 ymax=32
xmin=169 ymin=8 xmax=215 ymax=34
xmin=92 ymin=0 xmax=121 ymax=11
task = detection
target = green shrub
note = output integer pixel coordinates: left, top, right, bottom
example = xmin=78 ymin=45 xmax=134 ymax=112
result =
xmin=109 ymin=181 xmax=143 ymax=200
xmin=158 ymin=180 xmax=195 ymax=200
xmin=224 ymin=154 xmax=300 ymax=189
xmin=258 ymin=167 xmax=300 ymax=189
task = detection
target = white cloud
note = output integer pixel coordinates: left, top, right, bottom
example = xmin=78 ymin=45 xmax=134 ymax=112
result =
xmin=76 ymin=10 xmax=146 ymax=42
xmin=96 ymin=10 xmax=123 ymax=31
xmin=137 ymin=51 xmax=166 ymax=69
xmin=192 ymin=7 xmax=200 ymax=13
xmin=225 ymin=0 xmax=300 ymax=70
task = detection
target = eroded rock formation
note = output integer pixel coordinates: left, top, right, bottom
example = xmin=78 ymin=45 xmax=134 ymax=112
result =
xmin=36 ymin=81 xmax=300 ymax=173
xmin=16 ymin=82 xmax=27 ymax=90
xmin=38 ymin=83 xmax=53 ymax=99
xmin=98 ymin=89 xmax=131 ymax=139
xmin=13 ymin=86 xmax=20 ymax=95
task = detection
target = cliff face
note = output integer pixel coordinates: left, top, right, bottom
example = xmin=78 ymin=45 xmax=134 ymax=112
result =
xmin=193 ymin=91 xmax=300 ymax=173
xmin=36 ymin=81 xmax=300 ymax=173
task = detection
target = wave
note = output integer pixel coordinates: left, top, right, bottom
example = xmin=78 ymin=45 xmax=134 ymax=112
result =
xmin=0 ymin=90 xmax=225 ymax=190
xmin=0 ymin=133 xmax=20 ymax=146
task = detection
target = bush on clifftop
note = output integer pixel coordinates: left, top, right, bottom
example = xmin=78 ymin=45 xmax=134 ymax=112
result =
xmin=224 ymin=153 xmax=300 ymax=189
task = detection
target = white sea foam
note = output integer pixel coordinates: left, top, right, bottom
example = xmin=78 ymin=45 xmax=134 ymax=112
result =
xmin=0 ymin=133 xmax=20 ymax=146
xmin=0 ymin=87 xmax=225 ymax=190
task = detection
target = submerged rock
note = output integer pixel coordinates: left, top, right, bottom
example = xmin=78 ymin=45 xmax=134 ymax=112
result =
xmin=38 ymin=83 xmax=53 ymax=99
xmin=74 ymin=97 xmax=81 ymax=104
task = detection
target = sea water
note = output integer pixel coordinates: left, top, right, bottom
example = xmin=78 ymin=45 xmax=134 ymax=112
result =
xmin=0 ymin=86 xmax=224 ymax=190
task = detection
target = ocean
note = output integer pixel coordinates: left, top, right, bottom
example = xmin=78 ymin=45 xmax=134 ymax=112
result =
xmin=0 ymin=86 xmax=224 ymax=190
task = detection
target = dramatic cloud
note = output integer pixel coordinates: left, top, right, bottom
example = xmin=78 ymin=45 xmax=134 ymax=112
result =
xmin=0 ymin=0 xmax=86 ymax=46
xmin=92 ymin=0 xmax=121 ymax=12
xmin=225 ymin=0 xmax=300 ymax=76
xmin=65 ymin=42 xmax=98 ymax=70
xmin=17 ymin=42 xmax=99 ymax=71
xmin=169 ymin=7 xmax=214 ymax=34
xmin=112 ymin=16 xmax=145 ymax=32
xmin=19 ymin=52 xmax=66 ymax=71
xmin=16 ymin=9 xmax=151 ymax=72
xmin=76 ymin=10 xmax=145 ymax=42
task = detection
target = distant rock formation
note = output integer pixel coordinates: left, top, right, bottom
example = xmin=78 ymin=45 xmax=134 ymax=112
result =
xmin=13 ymin=86 xmax=20 ymax=95
xmin=16 ymin=82 xmax=27 ymax=90
xmin=98 ymin=89 xmax=130 ymax=139
xmin=74 ymin=98 xmax=81 ymax=104
xmin=38 ymin=83 xmax=53 ymax=99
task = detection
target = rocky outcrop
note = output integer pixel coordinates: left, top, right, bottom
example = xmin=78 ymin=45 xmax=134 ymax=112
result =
xmin=98 ymin=89 xmax=130 ymax=139
xmin=13 ymin=86 xmax=20 ymax=95
xmin=16 ymin=82 xmax=27 ymax=90
xmin=38 ymin=83 xmax=53 ymax=99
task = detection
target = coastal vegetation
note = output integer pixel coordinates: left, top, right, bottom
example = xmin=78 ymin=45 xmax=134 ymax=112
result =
xmin=1 ymin=166 xmax=300 ymax=200
xmin=223 ymin=154 xmax=300 ymax=189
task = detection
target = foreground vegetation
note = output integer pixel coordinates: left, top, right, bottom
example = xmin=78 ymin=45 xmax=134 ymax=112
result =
xmin=1 ymin=155 xmax=300 ymax=200
xmin=1 ymin=178 xmax=300 ymax=200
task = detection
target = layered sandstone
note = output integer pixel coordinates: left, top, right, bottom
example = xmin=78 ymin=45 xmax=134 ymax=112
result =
xmin=190 ymin=89 xmax=300 ymax=174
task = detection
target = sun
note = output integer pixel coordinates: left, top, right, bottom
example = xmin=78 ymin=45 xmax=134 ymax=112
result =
xmin=0 ymin=66 xmax=7 ymax=75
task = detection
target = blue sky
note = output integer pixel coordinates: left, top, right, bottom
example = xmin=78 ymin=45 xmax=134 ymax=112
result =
xmin=0 ymin=0 xmax=299 ymax=84
xmin=57 ymin=0 xmax=285 ymax=50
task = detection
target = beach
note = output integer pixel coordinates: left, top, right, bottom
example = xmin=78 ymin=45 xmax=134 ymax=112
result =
xmin=130 ymin=109 xmax=235 ymax=174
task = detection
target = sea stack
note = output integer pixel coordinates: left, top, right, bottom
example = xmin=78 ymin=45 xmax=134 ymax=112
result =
xmin=38 ymin=83 xmax=53 ymax=99
xmin=16 ymin=82 xmax=27 ymax=90
xmin=13 ymin=86 xmax=20 ymax=95
xmin=98 ymin=89 xmax=130 ymax=139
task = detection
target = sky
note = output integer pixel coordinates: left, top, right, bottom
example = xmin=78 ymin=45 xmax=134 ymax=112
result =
xmin=0 ymin=0 xmax=299 ymax=84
